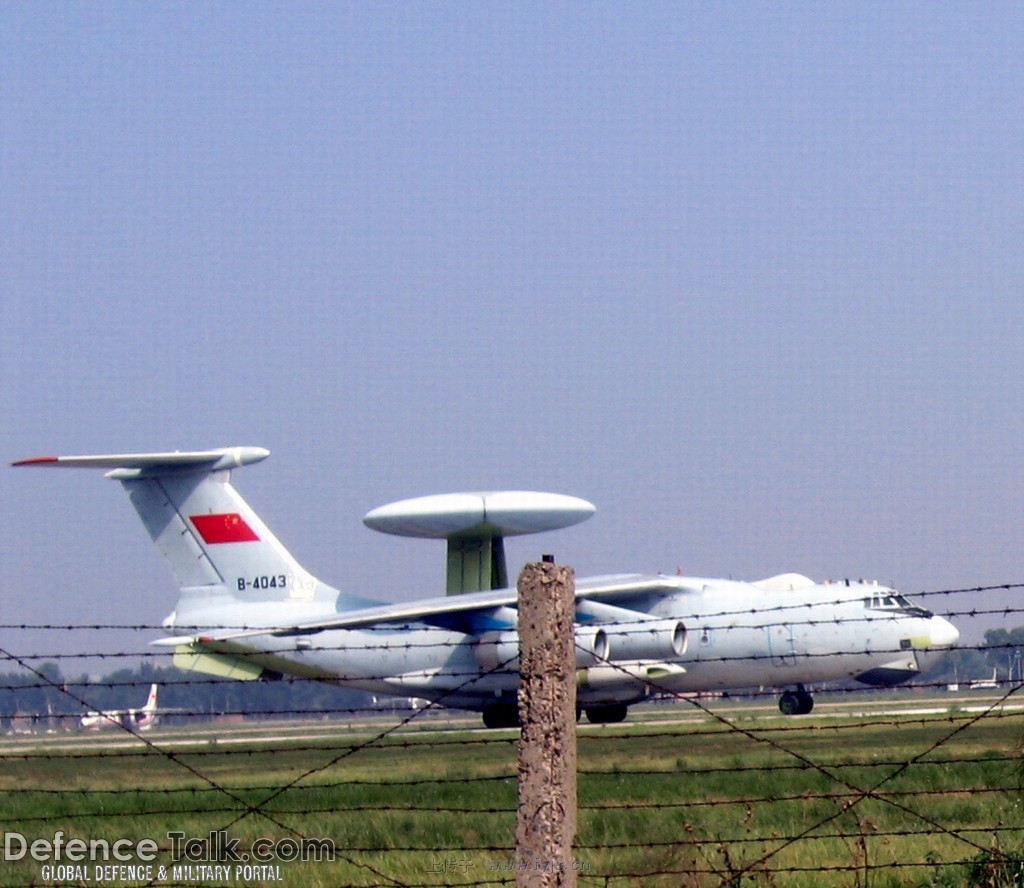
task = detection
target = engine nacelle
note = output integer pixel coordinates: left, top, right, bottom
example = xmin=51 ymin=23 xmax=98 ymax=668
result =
xmin=576 ymin=661 xmax=687 ymax=696
xmin=601 ymin=619 xmax=686 ymax=662
xmin=474 ymin=626 xmax=608 ymax=672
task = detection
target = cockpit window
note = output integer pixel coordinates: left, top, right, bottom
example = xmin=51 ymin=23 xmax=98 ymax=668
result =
xmin=864 ymin=592 xmax=932 ymax=618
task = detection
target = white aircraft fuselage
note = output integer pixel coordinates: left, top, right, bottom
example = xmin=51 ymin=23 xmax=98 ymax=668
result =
xmin=167 ymin=574 xmax=954 ymax=717
xmin=14 ymin=448 xmax=958 ymax=728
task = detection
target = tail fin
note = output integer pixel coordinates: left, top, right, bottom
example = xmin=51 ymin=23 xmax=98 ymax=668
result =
xmin=13 ymin=448 xmax=341 ymax=629
xmin=143 ymin=683 xmax=159 ymax=714
xmin=137 ymin=684 xmax=159 ymax=729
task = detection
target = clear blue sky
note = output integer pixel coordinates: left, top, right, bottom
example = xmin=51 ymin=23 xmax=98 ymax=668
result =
xmin=3 ymin=4 xmax=1023 ymax=669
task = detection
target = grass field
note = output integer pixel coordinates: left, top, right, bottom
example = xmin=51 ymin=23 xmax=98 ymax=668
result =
xmin=2 ymin=696 xmax=1023 ymax=886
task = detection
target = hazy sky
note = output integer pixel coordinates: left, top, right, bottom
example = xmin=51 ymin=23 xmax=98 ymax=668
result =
xmin=3 ymin=4 xmax=1023 ymax=671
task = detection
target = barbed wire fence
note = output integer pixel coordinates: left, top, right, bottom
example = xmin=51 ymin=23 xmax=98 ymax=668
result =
xmin=0 ymin=581 xmax=1022 ymax=886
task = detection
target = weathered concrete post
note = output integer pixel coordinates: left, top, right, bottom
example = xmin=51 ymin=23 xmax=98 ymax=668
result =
xmin=516 ymin=558 xmax=577 ymax=888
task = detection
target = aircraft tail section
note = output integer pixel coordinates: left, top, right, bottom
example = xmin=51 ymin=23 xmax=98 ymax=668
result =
xmin=138 ymin=683 xmax=159 ymax=729
xmin=13 ymin=448 xmax=341 ymax=629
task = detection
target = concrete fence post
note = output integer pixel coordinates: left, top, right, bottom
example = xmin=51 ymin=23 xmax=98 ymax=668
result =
xmin=516 ymin=559 xmax=577 ymax=888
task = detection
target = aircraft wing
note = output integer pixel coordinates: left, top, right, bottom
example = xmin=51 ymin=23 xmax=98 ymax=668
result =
xmin=155 ymin=573 xmax=694 ymax=645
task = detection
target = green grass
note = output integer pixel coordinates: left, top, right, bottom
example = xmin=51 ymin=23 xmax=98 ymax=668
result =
xmin=1 ymin=702 xmax=1023 ymax=886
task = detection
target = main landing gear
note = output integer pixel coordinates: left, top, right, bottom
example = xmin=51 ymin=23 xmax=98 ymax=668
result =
xmin=584 ymin=704 xmax=629 ymax=724
xmin=778 ymin=686 xmax=814 ymax=716
xmin=482 ymin=703 xmax=520 ymax=729
xmin=482 ymin=701 xmax=631 ymax=728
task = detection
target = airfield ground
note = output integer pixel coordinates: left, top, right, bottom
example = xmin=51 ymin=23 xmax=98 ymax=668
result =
xmin=1 ymin=690 xmax=1022 ymax=886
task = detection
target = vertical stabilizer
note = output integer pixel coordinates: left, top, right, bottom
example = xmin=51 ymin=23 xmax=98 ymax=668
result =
xmin=13 ymin=448 xmax=342 ymax=629
xmin=137 ymin=684 xmax=159 ymax=730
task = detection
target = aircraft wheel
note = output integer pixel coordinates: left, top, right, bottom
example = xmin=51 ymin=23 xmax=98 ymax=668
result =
xmin=779 ymin=690 xmax=814 ymax=716
xmin=796 ymin=690 xmax=814 ymax=714
xmin=585 ymin=704 xmax=628 ymax=724
xmin=482 ymin=704 xmax=520 ymax=729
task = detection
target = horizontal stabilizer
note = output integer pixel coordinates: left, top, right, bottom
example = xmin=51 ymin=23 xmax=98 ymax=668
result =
xmin=12 ymin=447 xmax=270 ymax=475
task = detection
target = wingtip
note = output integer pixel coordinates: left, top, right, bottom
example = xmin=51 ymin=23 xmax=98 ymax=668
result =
xmin=11 ymin=456 xmax=59 ymax=467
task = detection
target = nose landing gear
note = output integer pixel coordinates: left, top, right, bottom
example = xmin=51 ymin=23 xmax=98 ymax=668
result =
xmin=778 ymin=686 xmax=814 ymax=716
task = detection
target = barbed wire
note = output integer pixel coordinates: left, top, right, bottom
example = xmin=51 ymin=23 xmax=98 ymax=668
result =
xmin=2 ymin=583 xmax=1024 ymax=885
xmin=0 ymin=599 xmax=1019 ymax=637
xmin=1 ymin=575 xmax=1021 ymax=634
xmin=0 ymin=642 xmax=411 ymax=888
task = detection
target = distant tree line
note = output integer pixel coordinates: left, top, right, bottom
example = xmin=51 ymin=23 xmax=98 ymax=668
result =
xmin=920 ymin=626 xmax=1024 ymax=687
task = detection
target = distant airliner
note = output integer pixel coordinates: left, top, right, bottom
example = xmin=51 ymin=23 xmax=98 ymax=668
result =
xmin=81 ymin=683 xmax=159 ymax=731
xmin=14 ymin=448 xmax=959 ymax=728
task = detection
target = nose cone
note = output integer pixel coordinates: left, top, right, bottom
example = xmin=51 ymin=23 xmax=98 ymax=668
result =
xmin=911 ymin=616 xmax=959 ymax=675
xmin=929 ymin=616 xmax=960 ymax=650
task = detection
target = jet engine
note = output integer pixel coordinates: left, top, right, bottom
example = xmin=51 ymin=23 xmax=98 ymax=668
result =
xmin=599 ymin=619 xmax=686 ymax=661
xmin=574 ymin=600 xmax=686 ymax=662
xmin=474 ymin=626 xmax=608 ymax=672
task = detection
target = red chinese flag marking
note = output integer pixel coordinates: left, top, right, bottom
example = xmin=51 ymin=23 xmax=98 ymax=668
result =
xmin=190 ymin=513 xmax=260 ymax=544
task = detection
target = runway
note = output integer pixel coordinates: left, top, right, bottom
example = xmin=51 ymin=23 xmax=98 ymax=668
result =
xmin=2 ymin=688 xmax=1020 ymax=756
